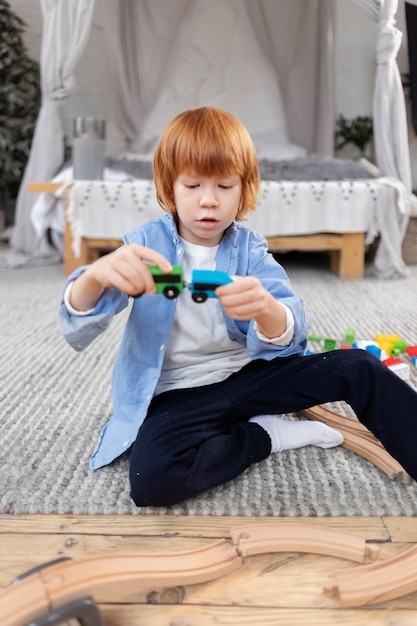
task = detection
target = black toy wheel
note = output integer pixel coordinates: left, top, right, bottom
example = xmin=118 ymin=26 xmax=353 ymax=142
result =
xmin=192 ymin=292 xmax=207 ymax=303
xmin=163 ymin=286 xmax=180 ymax=299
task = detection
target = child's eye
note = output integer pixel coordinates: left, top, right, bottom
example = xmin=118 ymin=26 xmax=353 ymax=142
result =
xmin=185 ymin=183 xmax=199 ymax=189
xmin=219 ymin=184 xmax=233 ymax=189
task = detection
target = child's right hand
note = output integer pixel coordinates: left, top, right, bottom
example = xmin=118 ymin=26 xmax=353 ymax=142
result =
xmin=69 ymin=244 xmax=173 ymax=311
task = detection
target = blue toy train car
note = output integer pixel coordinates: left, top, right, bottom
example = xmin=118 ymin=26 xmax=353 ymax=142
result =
xmin=189 ymin=269 xmax=234 ymax=303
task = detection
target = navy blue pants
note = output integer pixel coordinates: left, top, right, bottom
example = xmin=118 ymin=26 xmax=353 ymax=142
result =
xmin=129 ymin=350 xmax=417 ymax=506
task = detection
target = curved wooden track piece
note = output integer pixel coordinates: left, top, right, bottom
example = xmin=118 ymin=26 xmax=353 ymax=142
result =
xmin=324 ymin=544 xmax=417 ymax=607
xmin=0 ymin=539 xmax=241 ymax=626
xmin=230 ymin=523 xmax=379 ymax=563
xmin=302 ymin=405 xmax=413 ymax=484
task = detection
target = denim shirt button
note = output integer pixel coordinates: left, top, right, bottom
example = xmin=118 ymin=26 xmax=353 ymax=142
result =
xmin=122 ymin=441 xmax=129 ymax=448
xmin=160 ymin=344 xmax=165 ymax=351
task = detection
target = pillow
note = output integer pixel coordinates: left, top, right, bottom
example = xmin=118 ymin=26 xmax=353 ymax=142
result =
xmin=252 ymin=131 xmax=308 ymax=161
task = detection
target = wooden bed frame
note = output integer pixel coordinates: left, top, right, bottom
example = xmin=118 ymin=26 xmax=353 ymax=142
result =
xmin=27 ymin=182 xmax=365 ymax=278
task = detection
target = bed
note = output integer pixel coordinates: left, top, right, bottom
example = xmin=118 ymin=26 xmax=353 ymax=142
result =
xmin=28 ymin=145 xmax=408 ymax=279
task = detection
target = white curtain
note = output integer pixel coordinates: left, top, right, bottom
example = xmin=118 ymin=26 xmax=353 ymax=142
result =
xmin=9 ymin=0 xmax=95 ymax=265
xmin=352 ymin=0 xmax=411 ymax=277
xmin=101 ymin=0 xmax=192 ymax=149
xmin=353 ymin=0 xmax=411 ymax=188
xmin=103 ymin=0 xmax=303 ymax=152
xmin=246 ymin=0 xmax=335 ymax=155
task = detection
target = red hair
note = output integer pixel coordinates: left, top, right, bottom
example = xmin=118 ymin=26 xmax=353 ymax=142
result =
xmin=153 ymin=107 xmax=260 ymax=220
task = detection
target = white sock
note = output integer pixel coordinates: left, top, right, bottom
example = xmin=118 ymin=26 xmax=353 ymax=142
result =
xmin=249 ymin=414 xmax=344 ymax=453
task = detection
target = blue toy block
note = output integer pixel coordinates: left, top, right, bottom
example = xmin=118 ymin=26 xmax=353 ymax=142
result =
xmin=366 ymin=344 xmax=382 ymax=359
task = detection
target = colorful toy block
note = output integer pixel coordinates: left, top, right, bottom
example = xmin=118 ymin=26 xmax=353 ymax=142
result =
xmin=375 ymin=334 xmax=401 ymax=345
xmin=383 ymin=356 xmax=410 ymax=381
xmin=375 ymin=334 xmax=402 ymax=356
xmin=366 ymin=345 xmax=382 ymax=359
xmin=392 ymin=340 xmax=407 ymax=353
xmin=308 ymin=333 xmax=323 ymax=342
xmin=344 ymin=328 xmax=356 ymax=345
xmin=324 ymin=338 xmax=337 ymax=351
xmin=352 ymin=340 xmax=376 ymax=350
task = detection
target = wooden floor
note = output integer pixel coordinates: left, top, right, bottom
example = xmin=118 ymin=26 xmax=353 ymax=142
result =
xmin=2 ymin=514 xmax=417 ymax=625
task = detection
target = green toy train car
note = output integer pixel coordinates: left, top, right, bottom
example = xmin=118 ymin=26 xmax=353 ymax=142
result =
xmin=147 ymin=264 xmax=185 ymax=299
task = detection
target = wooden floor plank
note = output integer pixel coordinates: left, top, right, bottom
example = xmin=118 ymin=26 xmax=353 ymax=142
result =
xmin=0 ymin=514 xmax=391 ymax=540
xmin=1 ymin=514 xmax=416 ymax=625
xmin=382 ymin=516 xmax=417 ymax=543
xmin=100 ymin=604 xmax=417 ymax=626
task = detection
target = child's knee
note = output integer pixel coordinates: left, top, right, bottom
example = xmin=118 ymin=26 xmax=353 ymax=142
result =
xmin=129 ymin=461 xmax=182 ymax=507
xmin=130 ymin=473 xmax=169 ymax=506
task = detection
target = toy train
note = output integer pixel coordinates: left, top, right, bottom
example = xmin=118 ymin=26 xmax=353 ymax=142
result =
xmin=147 ymin=265 xmax=234 ymax=303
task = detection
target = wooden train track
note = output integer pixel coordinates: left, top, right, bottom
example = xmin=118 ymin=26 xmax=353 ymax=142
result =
xmin=302 ymin=405 xmax=413 ymax=483
xmin=325 ymin=544 xmax=417 ymax=607
xmin=0 ymin=522 xmax=379 ymax=626
xmin=230 ymin=522 xmax=379 ymax=562
xmin=1 ymin=540 xmax=241 ymax=626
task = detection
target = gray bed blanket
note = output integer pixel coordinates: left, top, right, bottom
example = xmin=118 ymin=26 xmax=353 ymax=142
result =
xmin=106 ymin=155 xmax=375 ymax=182
xmin=258 ymin=155 xmax=376 ymax=181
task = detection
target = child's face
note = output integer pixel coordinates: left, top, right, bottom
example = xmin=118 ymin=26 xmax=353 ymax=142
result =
xmin=173 ymin=172 xmax=242 ymax=246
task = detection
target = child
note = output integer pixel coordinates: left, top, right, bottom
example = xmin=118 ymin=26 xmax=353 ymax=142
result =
xmin=59 ymin=106 xmax=417 ymax=507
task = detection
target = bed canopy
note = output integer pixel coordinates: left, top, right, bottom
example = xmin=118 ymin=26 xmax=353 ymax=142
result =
xmin=9 ymin=0 xmax=412 ymax=266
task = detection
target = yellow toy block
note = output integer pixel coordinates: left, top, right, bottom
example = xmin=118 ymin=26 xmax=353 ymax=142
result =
xmin=375 ymin=334 xmax=402 ymax=355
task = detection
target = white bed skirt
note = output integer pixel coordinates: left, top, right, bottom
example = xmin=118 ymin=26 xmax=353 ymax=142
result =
xmin=65 ymin=178 xmax=378 ymax=253
xmin=31 ymin=169 xmax=410 ymax=278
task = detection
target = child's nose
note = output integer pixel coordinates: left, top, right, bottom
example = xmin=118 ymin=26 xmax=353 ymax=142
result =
xmin=199 ymin=192 xmax=218 ymax=207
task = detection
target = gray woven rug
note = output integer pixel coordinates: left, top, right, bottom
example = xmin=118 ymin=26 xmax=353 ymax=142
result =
xmin=1 ymin=253 xmax=417 ymax=516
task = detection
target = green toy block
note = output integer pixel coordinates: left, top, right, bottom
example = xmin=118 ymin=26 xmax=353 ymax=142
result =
xmin=324 ymin=338 xmax=337 ymax=351
xmin=344 ymin=328 xmax=356 ymax=345
xmin=308 ymin=333 xmax=323 ymax=342
xmin=392 ymin=340 xmax=407 ymax=353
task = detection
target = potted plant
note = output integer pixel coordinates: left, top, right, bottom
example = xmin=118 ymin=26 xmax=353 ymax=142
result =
xmin=335 ymin=114 xmax=374 ymax=159
xmin=0 ymin=0 xmax=41 ymax=230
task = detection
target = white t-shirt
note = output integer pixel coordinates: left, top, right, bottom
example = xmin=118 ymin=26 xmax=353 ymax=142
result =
xmin=155 ymin=239 xmax=251 ymax=394
xmin=155 ymin=238 xmax=294 ymax=394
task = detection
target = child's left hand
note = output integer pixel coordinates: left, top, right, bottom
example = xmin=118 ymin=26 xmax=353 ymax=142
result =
xmin=216 ymin=277 xmax=288 ymax=339
xmin=215 ymin=277 xmax=270 ymax=321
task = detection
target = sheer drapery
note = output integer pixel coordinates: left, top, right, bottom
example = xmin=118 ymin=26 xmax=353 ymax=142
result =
xmin=117 ymin=0 xmax=294 ymax=151
xmin=353 ymin=0 xmax=411 ymax=189
xmin=9 ymin=0 xmax=95 ymax=264
xmin=246 ymin=0 xmax=335 ymax=155
xmin=101 ymin=0 xmax=192 ymax=149
xmin=352 ymin=0 xmax=411 ymax=277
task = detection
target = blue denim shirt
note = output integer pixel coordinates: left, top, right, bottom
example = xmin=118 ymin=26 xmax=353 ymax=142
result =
xmin=58 ymin=214 xmax=310 ymax=469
